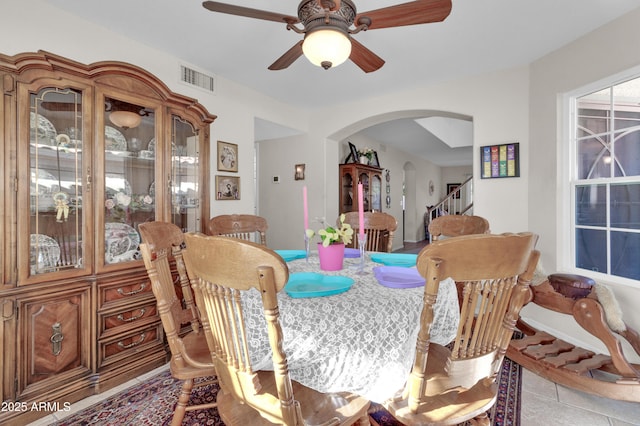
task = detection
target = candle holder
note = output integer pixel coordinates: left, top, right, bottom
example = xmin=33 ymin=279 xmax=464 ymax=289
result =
xmin=304 ymin=232 xmax=310 ymax=263
xmin=356 ymin=233 xmax=367 ymax=274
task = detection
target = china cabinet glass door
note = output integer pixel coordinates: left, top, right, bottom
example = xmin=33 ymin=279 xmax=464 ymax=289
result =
xmin=102 ymin=96 xmax=156 ymax=265
xmin=28 ymin=87 xmax=86 ymax=276
xmin=359 ymin=172 xmax=370 ymax=211
xmin=341 ymin=171 xmax=354 ymax=213
xmin=171 ymin=116 xmax=200 ymax=232
xmin=371 ymin=174 xmax=382 ymax=211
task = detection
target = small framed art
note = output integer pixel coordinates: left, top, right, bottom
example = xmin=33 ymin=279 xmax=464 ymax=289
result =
xmin=370 ymin=151 xmax=381 ymax=167
xmin=346 ymin=141 xmax=359 ymax=163
xmin=217 ymin=140 xmax=238 ymax=172
xmin=446 ymin=183 xmax=461 ymax=199
xmin=215 ymin=175 xmax=240 ymax=200
xmin=480 ymin=142 xmax=520 ymax=179
xmin=295 ymin=164 xmax=305 ymax=180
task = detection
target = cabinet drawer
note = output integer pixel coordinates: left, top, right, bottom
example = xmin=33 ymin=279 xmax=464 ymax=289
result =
xmin=98 ymin=276 xmax=153 ymax=308
xmin=99 ymin=300 xmax=158 ymax=337
xmin=98 ymin=323 xmax=164 ymax=369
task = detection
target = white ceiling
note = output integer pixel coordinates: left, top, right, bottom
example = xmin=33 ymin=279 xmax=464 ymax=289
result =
xmin=46 ymin=0 xmax=640 ymax=166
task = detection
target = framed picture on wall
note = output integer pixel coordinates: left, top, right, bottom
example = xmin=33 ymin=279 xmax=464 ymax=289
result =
xmin=217 ymin=141 xmax=238 ymax=172
xmin=447 ymin=183 xmax=461 ymax=198
xmin=215 ymin=175 xmax=240 ymax=200
xmin=480 ymin=142 xmax=520 ymax=178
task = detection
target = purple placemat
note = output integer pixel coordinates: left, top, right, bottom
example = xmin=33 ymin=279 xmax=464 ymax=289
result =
xmin=373 ymin=266 xmax=425 ymax=288
xmin=344 ymin=248 xmax=360 ymax=258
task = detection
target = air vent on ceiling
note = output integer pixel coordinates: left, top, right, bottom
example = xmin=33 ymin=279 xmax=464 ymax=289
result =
xmin=180 ymin=64 xmax=215 ymax=93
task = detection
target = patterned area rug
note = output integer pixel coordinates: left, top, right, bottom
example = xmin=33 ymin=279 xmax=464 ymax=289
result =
xmin=368 ymin=355 xmax=522 ymax=426
xmin=53 ymin=357 xmax=520 ymax=426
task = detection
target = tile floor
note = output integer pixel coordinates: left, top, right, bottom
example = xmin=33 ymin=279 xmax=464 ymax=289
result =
xmin=26 ymin=240 xmax=640 ymax=425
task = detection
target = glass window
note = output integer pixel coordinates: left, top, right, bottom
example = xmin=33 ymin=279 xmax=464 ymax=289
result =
xmin=572 ymin=76 xmax=640 ymax=282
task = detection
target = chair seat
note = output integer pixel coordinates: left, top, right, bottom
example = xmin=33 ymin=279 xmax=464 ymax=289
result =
xmin=384 ymin=343 xmax=496 ymax=425
xmin=169 ymin=328 xmax=216 ymax=380
xmin=385 ymin=384 xmax=496 ymax=425
xmin=217 ymin=370 xmax=370 ymax=426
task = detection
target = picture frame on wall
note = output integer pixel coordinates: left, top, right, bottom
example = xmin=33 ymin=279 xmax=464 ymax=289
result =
xmin=215 ymin=175 xmax=240 ymax=200
xmin=480 ymin=142 xmax=520 ymax=178
xmin=447 ymin=183 xmax=461 ymax=199
xmin=217 ymin=140 xmax=238 ymax=172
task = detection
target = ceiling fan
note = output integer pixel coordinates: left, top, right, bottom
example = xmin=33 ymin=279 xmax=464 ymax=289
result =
xmin=202 ymin=0 xmax=452 ymax=72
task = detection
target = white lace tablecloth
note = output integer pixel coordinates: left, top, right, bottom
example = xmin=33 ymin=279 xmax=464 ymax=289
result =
xmin=242 ymin=254 xmax=460 ymax=402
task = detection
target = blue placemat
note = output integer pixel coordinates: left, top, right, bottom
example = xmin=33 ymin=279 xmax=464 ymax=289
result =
xmin=285 ymin=272 xmax=355 ymax=298
xmin=275 ymin=250 xmax=307 ymax=262
xmin=370 ymin=253 xmax=418 ymax=267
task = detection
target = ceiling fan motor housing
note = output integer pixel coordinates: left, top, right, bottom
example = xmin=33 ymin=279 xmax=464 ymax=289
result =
xmin=298 ymin=0 xmax=356 ymax=34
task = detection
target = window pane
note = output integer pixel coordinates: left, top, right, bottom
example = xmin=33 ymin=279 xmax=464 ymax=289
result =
xmin=577 ymin=136 xmax=611 ymax=179
xmin=575 ymin=228 xmax=607 ymax=274
xmin=573 ymin=76 xmax=640 ymax=285
xmin=611 ymin=231 xmax=640 ymax=280
xmin=611 ymin=183 xmax=640 ymax=229
xmin=613 ymin=77 xmax=640 ymax=132
xmin=612 ymin=128 xmax=640 ymax=177
xmin=576 ymin=185 xmax=606 ymax=226
xmin=577 ymin=108 xmax=608 ymax=139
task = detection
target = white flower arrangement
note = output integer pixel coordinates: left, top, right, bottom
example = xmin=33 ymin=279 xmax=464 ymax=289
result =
xmin=305 ymin=214 xmax=354 ymax=247
xmin=357 ymin=147 xmax=375 ymax=160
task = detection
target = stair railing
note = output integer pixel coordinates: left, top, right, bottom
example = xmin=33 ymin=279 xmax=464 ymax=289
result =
xmin=425 ymin=176 xmax=474 ymax=241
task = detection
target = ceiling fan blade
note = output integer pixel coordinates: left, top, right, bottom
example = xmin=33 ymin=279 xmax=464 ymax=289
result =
xmin=349 ymin=39 xmax=385 ymax=73
xmin=357 ymin=0 xmax=452 ymax=30
xmin=268 ymin=41 xmax=304 ymax=71
xmin=202 ymin=1 xmax=299 ymax=24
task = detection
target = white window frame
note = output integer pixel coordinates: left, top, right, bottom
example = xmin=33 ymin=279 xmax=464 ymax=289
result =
xmin=560 ymin=65 xmax=640 ymax=289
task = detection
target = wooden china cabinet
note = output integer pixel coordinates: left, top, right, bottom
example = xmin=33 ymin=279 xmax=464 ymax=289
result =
xmin=339 ymin=163 xmax=382 ymax=214
xmin=0 ymin=51 xmax=215 ymax=425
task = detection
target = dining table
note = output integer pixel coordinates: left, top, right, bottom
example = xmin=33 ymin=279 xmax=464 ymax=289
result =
xmin=241 ymin=250 xmax=460 ymax=403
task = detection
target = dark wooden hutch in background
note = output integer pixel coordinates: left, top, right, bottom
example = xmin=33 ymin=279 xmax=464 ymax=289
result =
xmin=339 ymin=162 xmax=382 ymax=214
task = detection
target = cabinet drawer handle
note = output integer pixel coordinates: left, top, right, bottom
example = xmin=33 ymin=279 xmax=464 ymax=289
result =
xmin=117 ymin=333 xmax=146 ymax=350
xmin=50 ymin=322 xmax=64 ymax=356
xmin=117 ymin=308 xmax=146 ymax=323
xmin=116 ymin=283 xmax=146 ymax=296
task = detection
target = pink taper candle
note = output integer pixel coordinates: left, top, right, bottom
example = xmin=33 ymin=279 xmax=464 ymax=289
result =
xmin=303 ymin=186 xmax=309 ymax=231
xmin=357 ymin=183 xmax=365 ymax=239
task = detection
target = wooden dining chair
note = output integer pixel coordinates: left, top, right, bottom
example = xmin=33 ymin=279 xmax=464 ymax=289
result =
xmin=342 ymin=211 xmax=398 ymax=252
xmin=383 ymin=232 xmax=539 ymax=425
xmin=138 ymin=222 xmax=218 ymax=426
xmin=428 ymin=214 xmax=490 ymax=241
xmin=182 ymin=233 xmax=371 ymax=426
xmin=207 ymin=213 xmax=268 ymax=245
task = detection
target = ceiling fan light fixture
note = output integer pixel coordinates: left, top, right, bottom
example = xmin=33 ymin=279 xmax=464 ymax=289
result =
xmin=302 ymin=28 xmax=351 ymax=70
xmin=109 ymin=110 xmax=142 ymax=129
